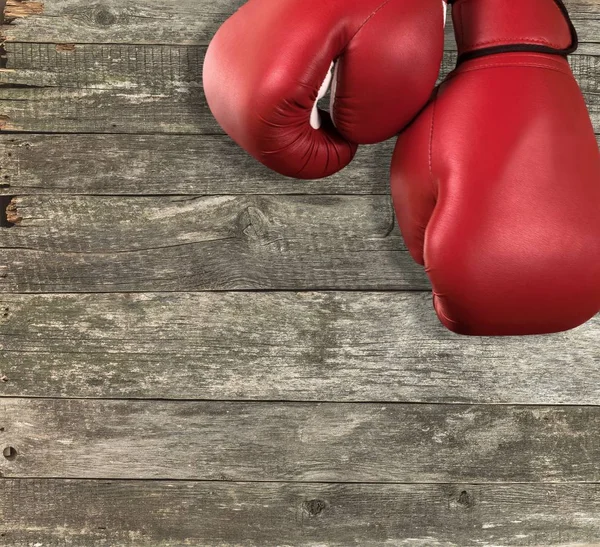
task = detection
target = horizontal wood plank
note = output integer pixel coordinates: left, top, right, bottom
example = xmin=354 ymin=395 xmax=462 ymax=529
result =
xmin=0 ymin=134 xmax=394 ymax=196
xmin=1 ymin=134 xmax=599 ymax=197
xmin=0 ymin=292 xmax=598 ymax=404
xmin=0 ymin=43 xmax=211 ymax=134
xmin=0 ymin=194 xmax=428 ymax=292
xmin=2 ymin=479 xmax=600 ymax=546
xmin=2 ymin=398 xmax=600 ymax=481
xmin=0 ymin=46 xmax=598 ymax=135
xmin=3 ymin=194 xmax=401 ymax=252
xmin=2 ymin=0 xmax=599 ymax=52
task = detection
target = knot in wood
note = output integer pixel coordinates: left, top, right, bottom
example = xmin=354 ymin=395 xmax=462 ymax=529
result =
xmin=302 ymin=498 xmax=327 ymax=517
xmin=95 ymin=7 xmax=117 ymax=26
xmin=450 ymin=489 xmax=475 ymax=510
xmin=457 ymin=490 xmax=474 ymax=507
xmin=239 ymin=205 xmax=283 ymax=249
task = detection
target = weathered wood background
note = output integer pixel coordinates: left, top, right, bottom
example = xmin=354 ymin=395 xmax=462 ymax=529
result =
xmin=0 ymin=0 xmax=599 ymax=545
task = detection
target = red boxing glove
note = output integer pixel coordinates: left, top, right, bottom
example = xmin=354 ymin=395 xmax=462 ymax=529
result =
xmin=203 ymin=0 xmax=446 ymax=179
xmin=391 ymin=0 xmax=600 ymax=335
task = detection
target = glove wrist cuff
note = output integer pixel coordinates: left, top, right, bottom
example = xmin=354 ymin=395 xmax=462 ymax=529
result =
xmin=449 ymin=0 xmax=578 ymax=64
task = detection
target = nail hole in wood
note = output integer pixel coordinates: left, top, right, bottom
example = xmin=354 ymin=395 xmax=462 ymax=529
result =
xmin=3 ymin=446 xmax=17 ymax=460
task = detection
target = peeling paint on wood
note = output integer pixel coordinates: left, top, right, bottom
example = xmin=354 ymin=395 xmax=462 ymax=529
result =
xmin=55 ymin=42 xmax=75 ymax=52
xmin=3 ymin=0 xmax=44 ymax=22
xmin=4 ymin=196 xmax=21 ymax=224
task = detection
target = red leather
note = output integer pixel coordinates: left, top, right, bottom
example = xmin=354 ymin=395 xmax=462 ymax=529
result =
xmin=391 ymin=0 xmax=600 ymax=336
xmin=452 ymin=0 xmax=573 ymax=53
xmin=203 ymin=0 xmax=445 ymax=179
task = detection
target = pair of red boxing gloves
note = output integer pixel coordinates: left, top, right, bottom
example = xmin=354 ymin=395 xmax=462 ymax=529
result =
xmin=203 ymin=0 xmax=600 ymax=336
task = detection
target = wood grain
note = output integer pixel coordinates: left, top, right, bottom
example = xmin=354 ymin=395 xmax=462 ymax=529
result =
xmin=2 ymin=0 xmax=599 ymax=52
xmin=2 ymin=479 xmax=600 ymax=546
xmin=0 ymin=134 xmax=395 ymax=196
xmin=0 ymin=194 xmax=428 ymax=292
xmin=0 ymin=292 xmax=598 ymax=404
xmin=3 ymin=194 xmax=402 ymax=251
xmin=0 ymin=135 xmax=598 ymax=198
xmin=0 ymin=46 xmax=598 ymax=135
xmin=2 ymin=398 xmax=600 ymax=482
xmin=0 ymin=43 xmax=210 ymax=134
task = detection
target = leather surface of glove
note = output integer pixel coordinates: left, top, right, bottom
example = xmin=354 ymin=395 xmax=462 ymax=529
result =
xmin=391 ymin=0 xmax=600 ymax=336
xmin=203 ymin=0 xmax=446 ymax=179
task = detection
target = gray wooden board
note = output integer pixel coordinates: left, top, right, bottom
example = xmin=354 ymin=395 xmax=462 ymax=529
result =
xmin=0 ymin=134 xmax=395 ymax=196
xmin=1 ymin=479 xmax=600 ymax=546
xmin=2 ymin=0 xmax=599 ymax=51
xmin=0 ymin=42 xmax=210 ymax=134
xmin=0 ymin=194 xmax=431 ymax=292
xmin=0 ymin=46 xmax=598 ymax=135
xmin=2 ymin=398 xmax=600 ymax=481
xmin=0 ymin=292 xmax=598 ymax=404
xmin=2 ymin=194 xmax=399 ymax=251
xmin=0 ymin=134 xmax=599 ymax=198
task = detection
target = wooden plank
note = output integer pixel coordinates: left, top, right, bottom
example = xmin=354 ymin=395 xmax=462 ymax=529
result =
xmin=2 ymin=0 xmax=599 ymax=51
xmin=0 ymin=292 xmax=598 ymax=404
xmin=0 ymin=46 xmax=598 ymax=135
xmin=0 ymin=43 xmax=212 ymax=134
xmin=2 ymin=135 xmax=600 ymax=198
xmin=2 ymin=398 xmax=600 ymax=481
xmin=2 ymin=194 xmax=400 ymax=251
xmin=2 ymin=480 xmax=600 ymax=547
xmin=0 ymin=134 xmax=394 ymax=196
xmin=0 ymin=131 xmax=596 ymax=203
xmin=0 ymin=194 xmax=428 ymax=292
